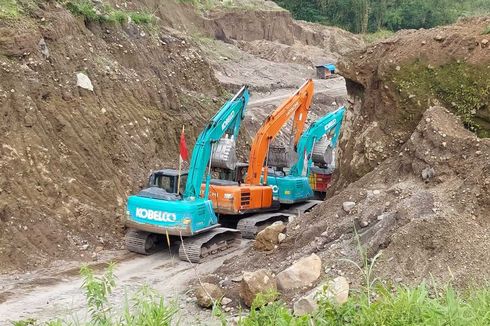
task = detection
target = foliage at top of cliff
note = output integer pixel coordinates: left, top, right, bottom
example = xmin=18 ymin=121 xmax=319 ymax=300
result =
xmin=273 ymin=0 xmax=490 ymax=33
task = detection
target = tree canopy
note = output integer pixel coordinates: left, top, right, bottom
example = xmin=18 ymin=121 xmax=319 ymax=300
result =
xmin=274 ymin=0 xmax=490 ymax=33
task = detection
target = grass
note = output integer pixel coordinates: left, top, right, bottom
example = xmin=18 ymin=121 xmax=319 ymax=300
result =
xmin=236 ymin=284 xmax=490 ymax=325
xmin=65 ymin=0 xmax=155 ymax=25
xmin=0 ymin=0 xmax=21 ymax=19
xmin=177 ymin=0 xmax=284 ymax=11
xmin=362 ymin=29 xmax=395 ymax=43
xmin=391 ymin=60 xmax=490 ymax=137
xmin=483 ymin=25 xmax=490 ymax=34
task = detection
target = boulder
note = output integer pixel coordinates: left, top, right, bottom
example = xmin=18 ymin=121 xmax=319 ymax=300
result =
xmin=421 ymin=166 xmax=435 ymax=181
xmin=293 ymin=295 xmax=317 ymax=316
xmin=342 ymin=201 xmax=356 ymax=212
xmin=276 ymin=253 xmax=321 ymax=291
xmin=254 ymin=221 xmax=286 ymax=251
xmin=240 ymin=269 xmax=277 ymax=307
xmin=326 ymin=276 xmax=350 ymax=304
xmin=221 ymin=297 xmax=232 ymax=305
xmin=293 ymin=276 xmax=349 ymax=315
xmin=195 ymin=282 xmax=223 ymax=308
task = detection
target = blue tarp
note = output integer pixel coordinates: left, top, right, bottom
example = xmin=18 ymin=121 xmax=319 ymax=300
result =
xmin=316 ymin=64 xmax=336 ymax=72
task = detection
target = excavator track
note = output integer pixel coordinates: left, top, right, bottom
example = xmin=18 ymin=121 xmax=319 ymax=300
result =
xmin=236 ymin=200 xmax=323 ymax=239
xmin=237 ymin=212 xmax=295 ymax=239
xmin=178 ymin=227 xmax=241 ymax=263
xmin=282 ymin=200 xmax=323 ymax=215
xmin=125 ymin=229 xmax=158 ymax=255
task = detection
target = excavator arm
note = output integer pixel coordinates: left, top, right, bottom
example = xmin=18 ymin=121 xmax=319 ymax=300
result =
xmin=290 ymin=106 xmax=345 ymax=177
xmin=245 ymin=80 xmax=314 ymax=185
xmin=184 ymin=87 xmax=249 ymax=199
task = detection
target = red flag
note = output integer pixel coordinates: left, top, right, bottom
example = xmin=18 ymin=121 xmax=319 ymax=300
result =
xmin=179 ymin=126 xmax=188 ymax=161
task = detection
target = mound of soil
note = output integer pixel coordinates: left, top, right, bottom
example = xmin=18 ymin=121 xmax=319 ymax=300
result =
xmin=335 ymin=16 xmax=490 ymax=189
xmin=218 ymin=106 xmax=489 ymax=305
xmin=215 ymin=17 xmax=490 ymax=304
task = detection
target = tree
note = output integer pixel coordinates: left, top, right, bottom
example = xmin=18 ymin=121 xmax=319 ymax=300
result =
xmin=273 ymin=0 xmax=488 ymax=34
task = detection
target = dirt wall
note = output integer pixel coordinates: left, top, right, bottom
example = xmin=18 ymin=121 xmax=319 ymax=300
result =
xmin=0 ymin=3 xmax=222 ymax=271
xmin=334 ymin=17 xmax=490 ymax=190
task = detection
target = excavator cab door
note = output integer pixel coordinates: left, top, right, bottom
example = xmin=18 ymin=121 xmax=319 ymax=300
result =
xmin=235 ymin=163 xmax=249 ymax=184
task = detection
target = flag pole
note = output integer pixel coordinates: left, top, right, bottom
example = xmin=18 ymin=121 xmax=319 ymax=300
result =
xmin=177 ymin=125 xmax=184 ymax=196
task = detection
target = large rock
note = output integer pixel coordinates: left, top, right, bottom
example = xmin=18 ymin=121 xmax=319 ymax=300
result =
xmin=240 ymin=269 xmax=277 ymax=307
xmin=276 ymin=253 xmax=321 ymax=291
xmin=293 ymin=276 xmax=349 ymax=315
xmin=195 ymin=282 xmax=223 ymax=308
xmin=254 ymin=221 xmax=286 ymax=251
xmin=76 ymin=72 xmax=94 ymax=91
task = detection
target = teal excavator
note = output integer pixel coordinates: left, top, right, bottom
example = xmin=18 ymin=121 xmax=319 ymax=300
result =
xmin=266 ymin=107 xmax=345 ymax=203
xmin=125 ymin=87 xmax=249 ymax=262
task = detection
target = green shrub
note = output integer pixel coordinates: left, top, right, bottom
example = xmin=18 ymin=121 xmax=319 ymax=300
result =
xmin=129 ymin=12 xmax=154 ymax=25
xmin=0 ymin=0 xmax=20 ymax=19
xmin=65 ymin=0 xmax=155 ymax=26
xmin=80 ymin=263 xmax=116 ymax=324
xmin=362 ymin=29 xmax=395 ymax=43
xmin=236 ymin=283 xmax=490 ymax=326
xmin=121 ymin=286 xmax=177 ymax=325
xmin=66 ymin=0 xmax=101 ymax=22
xmin=107 ymin=9 xmax=127 ymax=24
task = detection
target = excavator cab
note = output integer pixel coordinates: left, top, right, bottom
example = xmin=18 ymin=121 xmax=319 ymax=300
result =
xmin=148 ymin=169 xmax=188 ymax=195
xmin=212 ymin=163 xmax=249 ymax=184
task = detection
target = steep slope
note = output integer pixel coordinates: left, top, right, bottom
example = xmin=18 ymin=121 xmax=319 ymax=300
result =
xmin=335 ymin=17 xmax=489 ymax=189
xmin=0 ymin=2 xmax=222 ymax=272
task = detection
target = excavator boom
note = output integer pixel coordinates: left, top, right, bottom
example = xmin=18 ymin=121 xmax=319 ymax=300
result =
xmin=246 ymin=79 xmax=314 ymax=185
xmin=185 ymin=86 xmax=250 ymax=199
xmin=290 ymin=106 xmax=345 ymax=177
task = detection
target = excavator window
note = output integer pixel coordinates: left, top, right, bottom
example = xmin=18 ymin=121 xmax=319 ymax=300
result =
xmin=154 ymin=175 xmax=176 ymax=193
xmin=150 ymin=172 xmax=188 ymax=195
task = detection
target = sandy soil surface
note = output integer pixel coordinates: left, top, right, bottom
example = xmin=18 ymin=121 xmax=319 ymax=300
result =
xmin=0 ymin=242 xmax=249 ymax=324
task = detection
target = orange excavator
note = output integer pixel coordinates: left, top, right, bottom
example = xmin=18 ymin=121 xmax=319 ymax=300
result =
xmin=204 ymin=79 xmax=314 ymax=215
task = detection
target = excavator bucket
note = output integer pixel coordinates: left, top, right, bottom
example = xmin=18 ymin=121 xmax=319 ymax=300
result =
xmin=312 ymin=138 xmax=334 ymax=166
xmin=211 ymin=137 xmax=238 ymax=170
xmin=267 ymin=145 xmax=298 ymax=168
